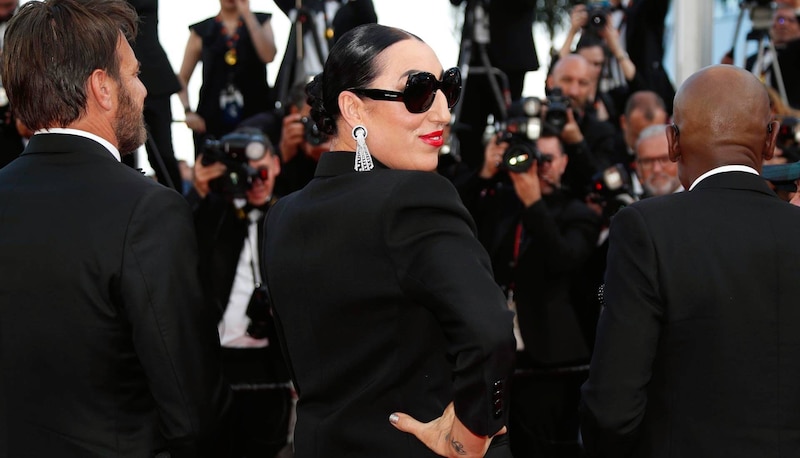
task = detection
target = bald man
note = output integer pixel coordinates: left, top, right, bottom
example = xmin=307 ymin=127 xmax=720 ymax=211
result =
xmin=580 ymin=64 xmax=800 ymax=458
xmin=546 ymin=54 xmax=621 ymax=199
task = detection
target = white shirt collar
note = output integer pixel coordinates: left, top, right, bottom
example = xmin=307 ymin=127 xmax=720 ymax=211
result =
xmin=33 ymin=127 xmax=121 ymax=162
xmin=689 ymin=165 xmax=759 ymax=191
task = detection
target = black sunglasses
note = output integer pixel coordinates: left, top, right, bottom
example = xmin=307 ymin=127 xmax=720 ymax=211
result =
xmin=349 ymin=67 xmax=462 ymax=114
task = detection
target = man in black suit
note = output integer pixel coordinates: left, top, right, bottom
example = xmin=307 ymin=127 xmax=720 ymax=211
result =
xmin=580 ymin=64 xmax=800 ymax=457
xmin=0 ymin=1 xmax=228 ymax=456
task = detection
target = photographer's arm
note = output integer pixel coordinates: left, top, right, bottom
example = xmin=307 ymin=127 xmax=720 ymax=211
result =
xmin=602 ymin=22 xmax=637 ymax=81
xmin=559 ymin=5 xmax=587 ymax=58
xmin=177 ymin=30 xmax=206 ymax=134
xmin=236 ymin=0 xmax=277 ymax=64
xmin=278 ymin=113 xmax=306 ymax=163
xmin=191 ymin=156 xmax=227 ymax=199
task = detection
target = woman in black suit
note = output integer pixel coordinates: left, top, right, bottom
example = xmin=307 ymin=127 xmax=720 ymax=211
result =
xmin=263 ymin=24 xmax=516 ymax=458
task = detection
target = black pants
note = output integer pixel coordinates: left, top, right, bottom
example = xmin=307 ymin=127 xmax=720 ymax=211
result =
xmin=217 ymin=347 xmax=292 ymax=458
xmin=508 ymin=366 xmax=587 ymax=458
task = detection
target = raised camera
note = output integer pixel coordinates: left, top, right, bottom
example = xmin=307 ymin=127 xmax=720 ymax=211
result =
xmin=586 ymin=1 xmax=612 ymax=30
xmin=495 ymin=97 xmax=552 ymax=173
xmin=201 ymin=128 xmax=270 ymax=200
xmin=300 ymin=116 xmax=329 ymax=146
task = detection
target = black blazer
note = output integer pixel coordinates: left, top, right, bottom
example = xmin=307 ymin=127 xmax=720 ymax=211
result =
xmin=264 ymin=152 xmax=516 ymax=457
xmin=0 ymin=134 xmax=228 ymax=457
xmin=581 ymin=171 xmax=800 ymax=457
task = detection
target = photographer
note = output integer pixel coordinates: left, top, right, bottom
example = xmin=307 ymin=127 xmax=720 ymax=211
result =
xmin=558 ymin=1 xmax=637 ymax=126
xmin=457 ymin=126 xmax=601 ymax=458
xmin=186 ymin=128 xmax=292 ymax=458
xmin=274 ymin=80 xmax=331 ymax=195
xmin=545 ymin=54 xmax=623 ymax=199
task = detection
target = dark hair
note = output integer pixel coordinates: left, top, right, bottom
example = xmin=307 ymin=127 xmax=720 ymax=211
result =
xmin=2 ymin=0 xmax=138 ymax=131
xmin=624 ymin=90 xmax=667 ymax=120
xmin=305 ymin=23 xmax=419 ymax=136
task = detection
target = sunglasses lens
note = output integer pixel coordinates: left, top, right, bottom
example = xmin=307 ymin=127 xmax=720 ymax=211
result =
xmin=404 ymin=73 xmax=436 ymax=113
xmin=442 ymin=68 xmax=462 ymax=108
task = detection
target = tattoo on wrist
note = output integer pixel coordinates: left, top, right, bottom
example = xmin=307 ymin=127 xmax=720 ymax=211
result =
xmin=446 ymin=433 xmax=467 ymax=455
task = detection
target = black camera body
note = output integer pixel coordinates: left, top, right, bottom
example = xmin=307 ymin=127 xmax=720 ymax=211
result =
xmin=300 ymin=115 xmax=329 ymax=146
xmin=586 ymin=1 xmax=612 ymax=31
xmin=495 ymin=97 xmax=548 ymax=173
xmin=544 ymin=87 xmax=570 ymax=134
xmin=201 ymin=129 xmax=270 ymax=201
xmin=588 ymin=164 xmax=636 ymax=223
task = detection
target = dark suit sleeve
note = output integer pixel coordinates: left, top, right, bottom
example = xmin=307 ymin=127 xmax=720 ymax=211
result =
xmin=383 ymin=172 xmax=516 ymax=437
xmin=580 ymin=204 xmax=663 ymax=457
xmin=120 ymin=186 xmax=228 ymax=456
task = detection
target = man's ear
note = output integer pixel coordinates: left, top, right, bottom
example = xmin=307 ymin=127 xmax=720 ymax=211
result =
xmin=337 ymin=90 xmax=365 ymax=132
xmin=88 ymin=69 xmax=113 ymax=111
xmin=667 ymin=123 xmax=680 ymax=162
xmin=763 ymin=120 xmax=779 ymax=162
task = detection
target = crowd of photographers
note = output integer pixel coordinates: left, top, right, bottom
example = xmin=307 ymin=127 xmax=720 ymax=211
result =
xmin=3 ymin=0 xmax=800 ymax=457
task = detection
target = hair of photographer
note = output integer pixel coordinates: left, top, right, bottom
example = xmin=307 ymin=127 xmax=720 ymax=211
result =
xmin=621 ymin=90 xmax=668 ymax=151
xmin=635 ymin=123 xmax=681 ymax=197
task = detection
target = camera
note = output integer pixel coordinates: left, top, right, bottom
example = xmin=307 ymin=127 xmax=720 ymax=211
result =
xmin=300 ymin=115 xmax=329 ymax=146
xmin=201 ymin=128 xmax=271 ymax=201
xmin=588 ymin=164 xmax=636 ymax=223
xmin=585 ymin=1 xmax=612 ymax=31
xmin=543 ymin=87 xmax=571 ymax=134
xmin=495 ymin=97 xmax=550 ymax=173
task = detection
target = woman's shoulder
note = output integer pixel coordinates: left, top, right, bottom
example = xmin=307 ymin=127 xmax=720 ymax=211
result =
xmin=189 ymin=16 xmax=217 ymax=37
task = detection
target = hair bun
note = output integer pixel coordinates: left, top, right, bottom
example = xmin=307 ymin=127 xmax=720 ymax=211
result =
xmin=306 ymin=73 xmax=337 ymax=136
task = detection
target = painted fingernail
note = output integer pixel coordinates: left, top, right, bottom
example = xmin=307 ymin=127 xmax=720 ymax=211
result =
xmin=389 ymin=413 xmax=399 ymax=425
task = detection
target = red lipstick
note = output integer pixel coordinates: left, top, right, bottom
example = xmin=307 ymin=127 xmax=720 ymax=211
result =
xmin=420 ymin=130 xmax=444 ymax=148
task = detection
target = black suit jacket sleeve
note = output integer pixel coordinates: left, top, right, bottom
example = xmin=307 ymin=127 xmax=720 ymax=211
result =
xmin=120 ymin=186 xmax=229 ymax=456
xmin=580 ymin=205 xmax=664 ymax=457
xmin=384 ymin=173 xmax=516 ymax=437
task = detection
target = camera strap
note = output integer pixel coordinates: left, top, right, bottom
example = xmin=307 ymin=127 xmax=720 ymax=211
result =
xmin=246 ymin=210 xmax=264 ymax=288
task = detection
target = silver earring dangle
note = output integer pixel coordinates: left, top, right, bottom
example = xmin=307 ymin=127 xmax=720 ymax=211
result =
xmin=352 ymin=125 xmax=374 ymax=172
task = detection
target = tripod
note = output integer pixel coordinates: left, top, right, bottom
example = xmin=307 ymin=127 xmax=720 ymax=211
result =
xmin=447 ymin=0 xmax=510 ymax=164
xmin=273 ymin=0 xmax=330 ymax=110
xmin=729 ymin=1 xmax=789 ymax=106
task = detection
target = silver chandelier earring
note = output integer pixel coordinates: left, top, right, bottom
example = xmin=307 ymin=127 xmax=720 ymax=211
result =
xmin=352 ymin=125 xmax=374 ymax=172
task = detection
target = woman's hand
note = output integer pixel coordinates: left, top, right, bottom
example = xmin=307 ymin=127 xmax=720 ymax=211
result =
xmin=389 ymin=402 xmax=506 ymax=458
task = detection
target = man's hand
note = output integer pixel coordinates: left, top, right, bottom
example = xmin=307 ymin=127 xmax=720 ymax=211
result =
xmin=185 ymin=111 xmax=207 ymax=134
xmin=509 ymin=160 xmax=542 ymax=207
xmin=480 ymin=134 xmax=507 ymax=179
xmin=389 ymin=402 xmax=506 ymax=458
xmin=568 ymin=4 xmax=588 ymax=33
xmin=560 ymin=108 xmax=584 ymax=145
xmin=234 ymin=0 xmax=251 ymax=15
xmin=192 ymin=155 xmax=227 ymax=198
xmin=279 ymin=113 xmax=306 ymax=163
